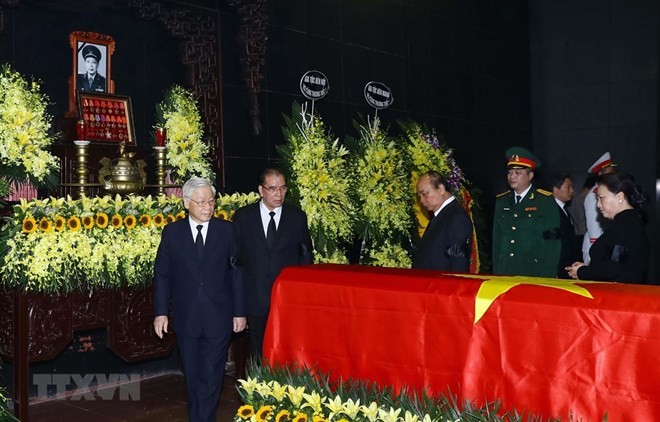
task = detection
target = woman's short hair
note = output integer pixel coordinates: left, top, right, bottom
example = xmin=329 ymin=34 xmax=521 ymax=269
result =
xmin=597 ymin=172 xmax=647 ymax=209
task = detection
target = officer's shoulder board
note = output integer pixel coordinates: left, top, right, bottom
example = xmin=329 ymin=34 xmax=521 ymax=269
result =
xmin=535 ymin=188 xmax=552 ymax=196
xmin=496 ymin=190 xmax=510 ymax=198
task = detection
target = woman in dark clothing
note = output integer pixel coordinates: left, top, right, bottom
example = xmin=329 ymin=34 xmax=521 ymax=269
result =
xmin=566 ymin=172 xmax=648 ymax=284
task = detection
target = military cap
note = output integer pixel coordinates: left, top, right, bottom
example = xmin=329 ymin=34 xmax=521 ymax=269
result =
xmin=587 ymin=151 xmax=617 ymax=174
xmin=82 ymin=45 xmax=102 ymax=62
xmin=505 ymin=146 xmax=540 ymax=169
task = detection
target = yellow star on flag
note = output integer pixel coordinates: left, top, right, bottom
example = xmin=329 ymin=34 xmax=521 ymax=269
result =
xmin=452 ymin=274 xmax=603 ymax=324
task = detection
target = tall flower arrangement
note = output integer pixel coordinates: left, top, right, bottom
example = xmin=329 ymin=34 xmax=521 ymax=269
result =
xmin=0 ymin=192 xmax=258 ymax=293
xmin=278 ymin=103 xmax=353 ymax=263
xmin=346 ymin=117 xmax=413 ymax=268
xmin=0 ymin=64 xmax=59 ymax=194
xmin=155 ymin=85 xmax=213 ymax=183
xmin=400 ymin=121 xmax=481 ymax=272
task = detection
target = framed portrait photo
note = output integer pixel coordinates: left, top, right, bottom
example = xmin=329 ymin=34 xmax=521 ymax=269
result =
xmin=77 ymin=92 xmax=136 ymax=146
xmin=68 ymin=31 xmax=115 ymax=114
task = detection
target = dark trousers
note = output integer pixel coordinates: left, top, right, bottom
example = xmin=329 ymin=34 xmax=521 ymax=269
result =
xmin=177 ymin=332 xmax=231 ymax=422
xmin=247 ymin=315 xmax=268 ymax=360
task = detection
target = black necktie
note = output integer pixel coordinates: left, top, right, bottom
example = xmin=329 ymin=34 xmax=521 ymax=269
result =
xmin=515 ymin=195 xmax=522 ymax=204
xmin=195 ymin=225 xmax=204 ymax=258
xmin=266 ymin=211 xmax=276 ymax=249
xmin=563 ymin=204 xmax=573 ymax=225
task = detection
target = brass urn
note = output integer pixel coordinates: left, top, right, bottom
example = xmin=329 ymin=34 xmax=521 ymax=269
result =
xmin=98 ymin=142 xmax=147 ymax=194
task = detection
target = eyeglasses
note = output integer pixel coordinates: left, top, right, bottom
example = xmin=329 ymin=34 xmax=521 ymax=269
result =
xmin=261 ymin=185 xmax=288 ymax=194
xmin=186 ymin=197 xmax=216 ymax=208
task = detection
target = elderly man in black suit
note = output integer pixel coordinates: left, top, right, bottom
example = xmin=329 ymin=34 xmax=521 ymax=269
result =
xmin=412 ymin=170 xmax=473 ymax=272
xmin=153 ymin=177 xmax=246 ymax=422
xmin=77 ymin=44 xmax=106 ymax=93
xmin=233 ymin=168 xmax=313 ymax=358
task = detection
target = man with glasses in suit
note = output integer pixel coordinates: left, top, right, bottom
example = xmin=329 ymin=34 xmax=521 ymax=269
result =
xmin=233 ymin=168 xmax=313 ymax=359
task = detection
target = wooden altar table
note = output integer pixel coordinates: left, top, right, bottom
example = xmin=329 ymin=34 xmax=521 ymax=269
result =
xmin=264 ymin=264 xmax=660 ymax=420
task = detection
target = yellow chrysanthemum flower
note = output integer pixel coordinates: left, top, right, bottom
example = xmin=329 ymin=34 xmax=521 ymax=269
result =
xmin=53 ymin=215 xmax=66 ymax=231
xmin=82 ymin=215 xmax=95 ymax=229
xmin=153 ymin=213 xmax=166 ymax=227
xmin=67 ymin=216 xmax=81 ymax=231
xmin=124 ymin=214 xmax=137 ymax=229
xmin=96 ymin=212 xmax=109 ymax=229
xmin=256 ymin=405 xmax=274 ymax=421
xmin=139 ymin=214 xmax=151 ymax=227
xmin=111 ymin=214 xmax=123 ymax=228
xmin=275 ymin=409 xmax=291 ymax=422
xmin=236 ymin=404 xmax=254 ymax=420
xmin=38 ymin=217 xmax=52 ymax=233
xmin=22 ymin=217 xmax=37 ymax=233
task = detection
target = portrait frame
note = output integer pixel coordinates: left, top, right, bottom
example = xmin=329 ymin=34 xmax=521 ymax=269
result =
xmin=68 ymin=31 xmax=116 ymax=114
xmin=77 ymin=92 xmax=136 ymax=146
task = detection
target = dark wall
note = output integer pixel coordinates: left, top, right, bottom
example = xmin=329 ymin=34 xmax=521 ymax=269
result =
xmin=220 ymin=0 xmax=533 ymax=199
xmin=529 ymin=0 xmax=659 ymax=282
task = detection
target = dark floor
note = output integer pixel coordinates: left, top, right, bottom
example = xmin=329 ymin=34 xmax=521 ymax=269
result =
xmin=22 ymin=372 xmax=242 ymax=421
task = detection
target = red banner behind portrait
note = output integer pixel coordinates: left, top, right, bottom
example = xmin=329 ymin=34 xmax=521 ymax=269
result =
xmin=264 ymin=264 xmax=660 ymax=420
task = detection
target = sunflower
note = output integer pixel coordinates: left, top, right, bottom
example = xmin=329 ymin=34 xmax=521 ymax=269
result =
xmin=38 ymin=217 xmax=53 ymax=233
xmin=110 ymin=214 xmax=123 ymax=228
xmin=153 ymin=213 xmax=166 ymax=227
xmin=67 ymin=216 xmax=81 ymax=231
xmin=22 ymin=217 xmax=37 ymax=233
xmin=312 ymin=416 xmax=327 ymax=422
xmin=292 ymin=413 xmax=308 ymax=422
xmin=176 ymin=210 xmax=186 ymax=220
xmin=82 ymin=215 xmax=95 ymax=229
xmin=236 ymin=405 xmax=255 ymax=420
xmin=96 ymin=212 xmax=109 ymax=229
xmin=215 ymin=209 xmax=229 ymax=220
xmin=256 ymin=405 xmax=274 ymax=421
xmin=166 ymin=214 xmax=176 ymax=224
xmin=124 ymin=214 xmax=137 ymax=229
xmin=53 ymin=215 xmax=66 ymax=231
xmin=139 ymin=214 xmax=151 ymax=227
xmin=275 ymin=409 xmax=291 ymax=422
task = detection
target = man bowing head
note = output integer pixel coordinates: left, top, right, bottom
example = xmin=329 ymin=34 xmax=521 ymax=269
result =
xmin=153 ymin=177 xmax=246 ymax=422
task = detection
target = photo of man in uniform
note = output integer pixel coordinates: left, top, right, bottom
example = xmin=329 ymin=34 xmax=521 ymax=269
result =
xmin=77 ymin=43 xmax=106 ymax=93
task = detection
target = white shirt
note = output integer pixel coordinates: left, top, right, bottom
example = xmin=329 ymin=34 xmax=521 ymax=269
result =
xmin=582 ymin=185 xmax=603 ymax=263
xmin=260 ymin=201 xmax=282 ymax=237
xmin=554 ymin=197 xmax=568 ymax=216
xmin=514 ymin=184 xmax=532 ymax=202
xmin=433 ymin=195 xmax=456 ymax=217
xmin=188 ymin=217 xmax=209 ymax=244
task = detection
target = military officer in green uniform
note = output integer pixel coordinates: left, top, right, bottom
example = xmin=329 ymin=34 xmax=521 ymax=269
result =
xmin=492 ymin=147 xmax=561 ymax=277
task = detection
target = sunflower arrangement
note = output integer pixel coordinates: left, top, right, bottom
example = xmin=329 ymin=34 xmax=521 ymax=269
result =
xmin=0 ymin=192 xmax=257 ymax=293
xmin=155 ymin=85 xmax=213 ymax=183
xmin=346 ymin=117 xmax=413 ymax=267
xmin=278 ymin=103 xmax=354 ymax=263
xmin=234 ymin=362 xmax=528 ymax=422
xmin=0 ymin=64 xmax=59 ymax=195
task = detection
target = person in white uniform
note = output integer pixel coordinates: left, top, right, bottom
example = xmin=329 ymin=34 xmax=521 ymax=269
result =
xmin=582 ymin=152 xmax=617 ymax=263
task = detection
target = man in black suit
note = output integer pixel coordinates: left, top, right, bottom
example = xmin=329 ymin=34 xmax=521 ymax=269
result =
xmin=153 ymin=177 xmax=246 ymax=422
xmin=77 ymin=44 xmax=106 ymax=93
xmin=412 ymin=171 xmax=473 ymax=272
xmin=233 ymin=168 xmax=313 ymax=358
xmin=550 ymin=173 xmax=582 ymax=278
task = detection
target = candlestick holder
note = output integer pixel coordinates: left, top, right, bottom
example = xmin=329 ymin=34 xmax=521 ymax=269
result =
xmin=73 ymin=140 xmax=90 ymax=197
xmin=153 ymin=146 xmax=167 ymax=195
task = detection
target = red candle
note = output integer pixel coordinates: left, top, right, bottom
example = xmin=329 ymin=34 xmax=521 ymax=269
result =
xmin=76 ymin=120 xmax=86 ymax=140
xmin=155 ymin=127 xmax=167 ymax=146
